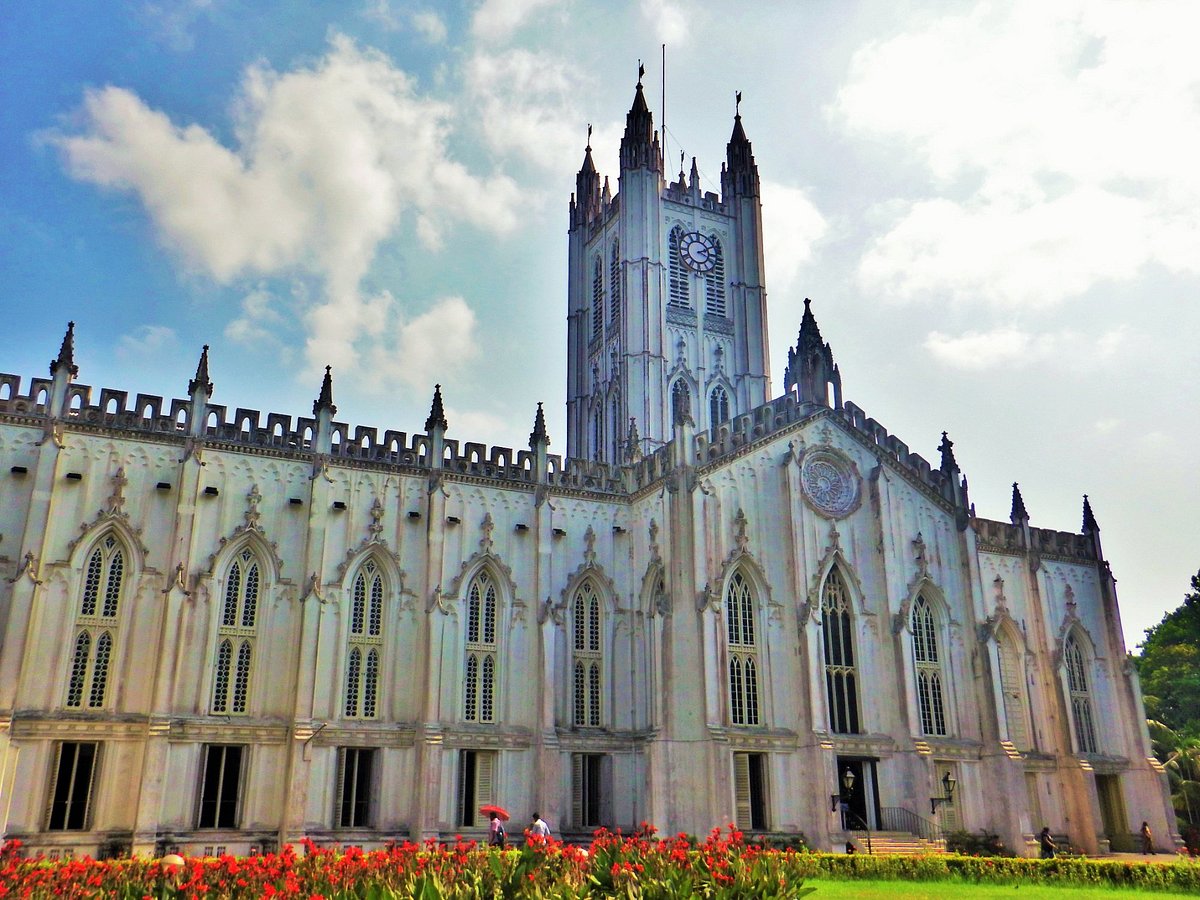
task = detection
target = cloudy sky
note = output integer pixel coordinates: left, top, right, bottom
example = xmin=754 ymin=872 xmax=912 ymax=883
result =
xmin=2 ymin=0 xmax=1196 ymax=650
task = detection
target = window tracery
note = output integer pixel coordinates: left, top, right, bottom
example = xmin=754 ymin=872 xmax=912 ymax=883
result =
xmin=726 ymin=571 xmax=759 ymax=726
xmin=821 ymin=566 xmax=860 ymax=734
xmin=66 ymin=533 xmax=125 ymax=710
xmin=464 ymin=570 xmax=498 ymax=723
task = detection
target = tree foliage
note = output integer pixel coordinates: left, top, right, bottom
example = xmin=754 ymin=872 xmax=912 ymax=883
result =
xmin=1135 ymin=569 xmax=1200 ymax=738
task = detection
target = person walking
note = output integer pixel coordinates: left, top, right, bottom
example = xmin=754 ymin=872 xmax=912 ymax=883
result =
xmin=1140 ymin=821 xmax=1154 ymax=854
xmin=488 ymin=811 xmax=506 ymax=847
xmin=528 ymin=812 xmax=551 ymax=841
xmin=1038 ymin=826 xmax=1057 ymax=859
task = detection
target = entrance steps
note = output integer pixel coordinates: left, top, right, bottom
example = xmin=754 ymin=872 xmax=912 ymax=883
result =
xmin=847 ymin=830 xmax=947 ymax=855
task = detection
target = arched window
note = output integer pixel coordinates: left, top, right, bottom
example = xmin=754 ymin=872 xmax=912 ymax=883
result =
xmin=592 ymin=406 xmax=603 ymax=461
xmin=997 ymin=628 xmax=1032 ymax=750
xmin=671 ymin=380 xmax=691 ymax=428
xmin=705 ymin=236 xmax=726 ymax=317
xmin=609 ymin=241 xmax=621 ymax=324
xmin=726 ymin=571 xmax=759 ymax=726
xmin=1064 ymin=634 xmax=1098 ymax=754
xmin=668 ymin=226 xmax=690 ymax=307
xmin=66 ymin=533 xmax=125 ymax=709
xmin=911 ymin=595 xmax=948 ymax=736
xmin=345 ymin=559 xmax=385 ymax=719
xmin=211 ymin=547 xmax=261 ymax=715
xmin=610 ymin=394 xmax=622 ymax=463
xmin=592 ymin=255 xmax=604 ymax=336
xmin=709 ymin=386 xmax=729 ymax=427
xmin=821 ymin=566 xmax=860 ymax=734
xmin=464 ymin=570 xmax=498 ymax=723
xmin=572 ymin=580 xmax=603 ymax=727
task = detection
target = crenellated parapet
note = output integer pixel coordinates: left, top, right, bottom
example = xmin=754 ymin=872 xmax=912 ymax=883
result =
xmin=973 ymin=516 xmax=1097 ymax=561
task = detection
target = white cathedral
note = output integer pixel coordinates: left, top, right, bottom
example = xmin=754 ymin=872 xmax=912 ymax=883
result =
xmin=0 ymin=76 xmax=1178 ymax=859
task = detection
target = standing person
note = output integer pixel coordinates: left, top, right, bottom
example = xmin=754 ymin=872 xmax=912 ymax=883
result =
xmin=1038 ymin=826 xmax=1057 ymax=859
xmin=528 ymin=812 xmax=551 ymax=841
xmin=488 ymin=811 xmax=506 ymax=847
xmin=1140 ymin=821 xmax=1154 ymax=854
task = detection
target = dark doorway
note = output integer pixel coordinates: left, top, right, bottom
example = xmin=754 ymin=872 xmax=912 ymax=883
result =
xmin=835 ymin=756 xmax=879 ymax=830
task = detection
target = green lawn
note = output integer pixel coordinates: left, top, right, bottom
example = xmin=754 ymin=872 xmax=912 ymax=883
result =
xmin=806 ymin=879 xmax=1199 ymax=900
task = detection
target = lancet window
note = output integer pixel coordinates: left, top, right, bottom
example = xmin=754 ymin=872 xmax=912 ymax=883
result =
xmin=997 ymin=628 xmax=1032 ymax=750
xmin=572 ymin=580 xmax=603 ymax=727
xmin=609 ymin=241 xmax=621 ymax=324
xmin=709 ymin=385 xmax=729 ymax=427
xmin=211 ymin=547 xmax=260 ymax=715
xmin=821 ymin=566 xmax=861 ymax=734
xmin=671 ymin=380 xmax=691 ymax=427
xmin=464 ymin=570 xmax=498 ymax=723
xmin=66 ymin=533 xmax=125 ymax=709
xmin=344 ymin=559 xmax=384 ymax=719
xmin=726 ymin=571 xmax=760 ymax=726
xmin=1064 ymin=634 xmax=1098 ymax=754
xmin=705 ymin=236 xmax=726 ymax=317
xmin=911 ymin=595 xmax=948 ymax=736
xmin=592 ymin=255 xmax=604 ymax=337
xmin=668 ymin=226 xmax=690 ymax=307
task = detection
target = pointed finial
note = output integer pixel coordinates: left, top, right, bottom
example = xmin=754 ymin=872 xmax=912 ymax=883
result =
xmin=529 ymin=401 xmax=549 ymax=449
xmin=638 ymin=60 xmax=645 ymax=85
xmin=586 ymin=123 xmax=592 ymax=151
xmin=1010 ymin=482 xmax=1028 ymax=524
xmin=50 ymin=321 xmax=78 ymax=377
xmin=313 ymin=365 xmax=337 ymax=416
xmin=938 ymin=431 xmax=958 ymax=473
xmin=188 ymin=344 xmax=213 ymax=396
xmin=425 ymin=383 xmax=448 ymax=433
xmin=1082 ymin=494 xmax=1099 ymax=533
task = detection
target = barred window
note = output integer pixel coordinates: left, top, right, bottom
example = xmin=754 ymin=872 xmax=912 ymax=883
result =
xmin=912 ymin=596 xmax=947 ymax=736
xmin=572 ymin=580 xmax=603 ymax=726
xmin=464 ymin=571 xmax=498 ymax=723
xmin=345 ymin=560 xmax=384 ymax=719
xmin=80 ymin=535 xmax=124 ymax=619
xmin=668 ymin=226 xmax=690 ymax=307
xmin=592 ymin=255 xmax=604 ymax=336
xmin=211 ymin=547 xmax=262 ymax=716
xmin=705 ymin=236 xmax=726 ymax=317
xmin=609 ymin=241 xmax=621 ymax=324
xmin=710 ymin=386 xmax=730 ymax=427
xmin=67 ymin=533 xmax=126 ymax=710
xmin=726 ymin=571 xmax=760 ymax=726
xmin=1064 ymin=635 xmax=1098 ymax=754
xmin=821 ymin=566 xmax=861 ymax=734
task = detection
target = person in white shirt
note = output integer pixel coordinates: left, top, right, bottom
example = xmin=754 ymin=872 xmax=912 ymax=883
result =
xmin=528 ymin=812 xmax=551 ymax=840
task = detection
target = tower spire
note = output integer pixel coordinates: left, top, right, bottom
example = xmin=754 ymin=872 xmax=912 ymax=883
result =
xmin=619 ymin=68 xmax=662 ymax=173
xmin=50 ymin=321 xmax=78 ymax=377
xmin=425 ymin=383 xmax=448 ymax=433
xmin=783 ymin=299 xmax=841 ymax=408
xmin=1082 ymin=494 xmax=1099 ymax=533
xmin=313 ymin=365 xmax=337 ymax=416
xmin=1010 ymin=482 xmax=1029 ymax=524
xmin=529 ymin=401 xmax=549 ymax=449
xmin=188 ymin=345 xmax=213 ymax=396
xmin=938 ymin=431 xmax=958 ymax=473
xmin=722 ymin=94 xmax=759 ymax=198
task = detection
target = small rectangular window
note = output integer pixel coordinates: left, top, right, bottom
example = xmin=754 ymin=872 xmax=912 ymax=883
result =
xmin=197 ymin=744 xmax=244 ymax=829
xmin=46 ymin=742 xmax=98 ymax=830
xmin=571 ymin=753 xmax=605 ymax=828
xmin=457 ymin=749 xmax=496 ymax=828
xmin=336 ymin=748 xmax=375 ymax=828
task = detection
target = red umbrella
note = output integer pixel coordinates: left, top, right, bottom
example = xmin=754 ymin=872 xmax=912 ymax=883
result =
xmin=479 ymin=804 xmax=510 ymax=821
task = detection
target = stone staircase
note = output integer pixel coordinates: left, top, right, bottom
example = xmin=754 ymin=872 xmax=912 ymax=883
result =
xmin=847 ymin=830 xmax=947 ymax=855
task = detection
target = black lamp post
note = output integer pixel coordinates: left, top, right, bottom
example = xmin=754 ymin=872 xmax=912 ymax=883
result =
xmin=930 ymin=771 xmax=957 ymax=814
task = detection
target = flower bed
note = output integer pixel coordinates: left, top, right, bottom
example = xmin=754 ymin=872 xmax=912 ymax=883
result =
xmin=1 ymin=826 xmax=1197 ymax=898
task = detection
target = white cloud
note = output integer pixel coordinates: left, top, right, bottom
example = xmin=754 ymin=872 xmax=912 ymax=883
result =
xmin=471 ymin=0 xmax=560 ymax=43
xmin=140 ymin=0 xmax=214 ymax=52
xmin=369 ymin=295 xmax=479 ymax=390
xmin=412 ymin=10 xmax=448 ymax=44
xmin=54 ymin=35 xmax=521 ymax=379
xmin=640 ymin=0 xmax=689 ymax=46
xmin=225 ymin=285 xmax=286 ymax=345
xmin=761 ymin=180 xmax=828 ymax=291
xmin=117 ymin=324 xmax=176 ymax=358
xmin=832 ymin=0 xmax=1200 ymax=308
xmin=924 ymin=325 xmax=1127 ymax=371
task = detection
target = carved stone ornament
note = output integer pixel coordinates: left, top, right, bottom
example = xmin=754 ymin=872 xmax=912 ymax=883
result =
xmin=797 ymin=446 xmax=862 ymax=519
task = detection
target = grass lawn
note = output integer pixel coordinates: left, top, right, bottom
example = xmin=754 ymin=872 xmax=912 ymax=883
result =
xmin=806 ymin=879 xmax=1200 ymax=900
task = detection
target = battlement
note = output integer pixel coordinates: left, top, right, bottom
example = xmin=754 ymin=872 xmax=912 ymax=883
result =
xmin=973 ymin=517 xmax=1096 ymax=561
xmin=0 ymin=372 xmax=628 ymax=495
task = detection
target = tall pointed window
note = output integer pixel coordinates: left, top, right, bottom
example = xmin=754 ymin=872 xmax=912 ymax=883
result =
xmin=997 ymin=629 xmax=1032 ymax=750
xmin=592 ymin=255 xmax=604 ymax=336
xmin=211 ymin=547 xmax=259 ymax=715
xmin=671 ymin=380 xmax=691 ymax=427
xmin=709 ymin=385 xmax=730 ymax=427
xmin=66 ymin=533 xmax=124 ymax=709
xmin=572 ymin=580 xmax=603 ymax=727
xmin=705 ymin=236 xmax=726 ymax=317
xmin=668 ymin=226 xmax=690 ymax=307
xmin=610 ymin=395 xmax=622 ymax=463
xmin=821 ymin=566 xmax=860 ymax=734
xmin=345 ymin=559 xmax=384 ymax=719
xmin=1064 ymin=634 xmax=1098 ymax=754
xmin=911 ymin=595 xmax=948 ymax=736
xmin=464 ymin=570 xmax=498 ymax=723
xmin=609 ymin=241 xmax=621 ymax=324
xmin=726 ymin=571 xmax=760 ymax=726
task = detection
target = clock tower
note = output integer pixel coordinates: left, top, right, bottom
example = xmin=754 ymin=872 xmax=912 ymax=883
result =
xmin=566 ymin=75 xmax=770 ymax=463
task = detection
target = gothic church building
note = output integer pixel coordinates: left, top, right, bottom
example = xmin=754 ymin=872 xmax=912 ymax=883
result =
xmin=0 ymin=77 xmax=1176 ymax=858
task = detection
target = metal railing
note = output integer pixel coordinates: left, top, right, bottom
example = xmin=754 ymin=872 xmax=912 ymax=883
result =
xmin=879 ymin=807 xmax=943 ymax=842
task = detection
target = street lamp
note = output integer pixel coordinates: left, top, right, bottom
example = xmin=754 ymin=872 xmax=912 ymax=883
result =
xmin=830 ymin=767 xmax=855 ymax=812
xmin=930 ymin=771 xmax=957 ymax=814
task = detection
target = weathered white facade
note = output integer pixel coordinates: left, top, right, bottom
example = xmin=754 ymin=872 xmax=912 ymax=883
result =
xmin=0 ymin=80 xmax=1176 ymax=859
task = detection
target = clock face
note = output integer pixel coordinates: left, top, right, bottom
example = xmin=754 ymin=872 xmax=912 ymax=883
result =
xmin=680 ymin=231 xmax=717 ymax=272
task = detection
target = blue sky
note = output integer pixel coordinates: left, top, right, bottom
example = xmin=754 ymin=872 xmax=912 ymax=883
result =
xmin=2 ymin=1 xmax=1197 ymax=649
